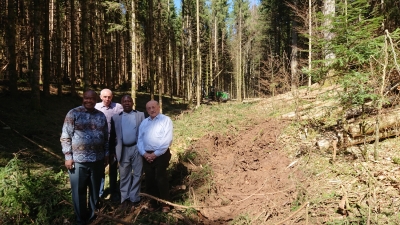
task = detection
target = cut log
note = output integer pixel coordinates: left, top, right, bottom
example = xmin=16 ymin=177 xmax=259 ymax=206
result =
xmin=341 ymin=127 xmax=400 ymax=147
xmin=344 ymin=108 xmax=400 ymax=138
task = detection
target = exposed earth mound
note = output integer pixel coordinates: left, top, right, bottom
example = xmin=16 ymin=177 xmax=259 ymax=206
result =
xmin=182 ymin=119 xmax=307 ymax=224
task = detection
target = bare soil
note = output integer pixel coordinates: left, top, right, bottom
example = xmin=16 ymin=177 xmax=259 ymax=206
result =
xmin=180 ymin=119 xmax=307 ymax=224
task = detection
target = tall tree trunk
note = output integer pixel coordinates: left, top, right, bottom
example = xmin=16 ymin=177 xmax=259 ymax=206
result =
xmin=70 ymin=0 xmax=76 ymax=96
xmin=89 ymin=3 xmax=96 ymax=87
xmin=237 ymin=7 xmax=242 ymax=102
xmin=149 ymin=0 xmax=155 ymax=100
xmin=157 ymin=0 xmax=162 ymax=109
xmin=56 ymin=0 xmax=62 ymax=96
xmin=180 ymin=6 xmax=185 ymax=99
xmin=131 ymin=0 xmax=137 ymax=108
xmin=81 ymin=0 xmax=90 ymax=90
xmin=106 ymin=34 xmax=112 ymax=88
xmin=308 ymin=0 xmax=312 ymax=87
xmin=32 ymin=0 xmax=41 ymax=109
xmin=290 ymin=0 xmax=298 ymax=90
xmin=323 ymin=0 xmax=335 ymax=67
xmin=196 ymin=0 xmax=201 ymax=107
xmin=7 ymin=0 xmax=18 ymax=96
xmin=42 ymin=0 xmax=50 ymax=96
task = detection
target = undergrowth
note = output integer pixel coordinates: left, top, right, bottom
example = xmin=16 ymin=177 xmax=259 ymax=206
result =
xmin=0 ymin=152 xmax=71 ymax=224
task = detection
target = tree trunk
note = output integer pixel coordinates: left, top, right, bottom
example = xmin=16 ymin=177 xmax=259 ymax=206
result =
xmin=237 ymin=7 xmax=242 ymax=102
xmin=6 ymin=0 xmax=18 ymax=96
xmin=70 ymin=0 xmax=77 ymax=96
xmin=56 ymin=0 xmax=62 ymax=96
xmin=148 ymin=0 xmax=155 ymax=100
xmin=323 ymin=0 xmax=336 ymax=66
xmin=308 ymin=0 xmax=312 ymax=87
xmin=32 ymin=0 xmax=41 ymax=109
xmin=290 ymin=0 xmax=298 ymax=90
xmin=81 ymin=0 xmax=90 ymax=90
xmin=42 ymin=0 xmax=50 ymax=96
xmin=131 ymin=0 xmax=137 ymax=108
xmin=196 ymin=0 xmax=201 ymax=107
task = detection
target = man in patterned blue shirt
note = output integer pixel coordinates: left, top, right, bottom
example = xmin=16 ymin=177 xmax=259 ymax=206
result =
xmin=61 ymin=90 xmax=109 ymax=225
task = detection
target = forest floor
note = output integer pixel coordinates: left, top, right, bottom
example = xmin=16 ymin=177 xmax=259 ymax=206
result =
xmin=1 ymin=85 xmax=400 ymax=224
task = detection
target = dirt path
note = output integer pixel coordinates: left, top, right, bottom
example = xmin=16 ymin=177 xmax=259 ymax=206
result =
xmin=183 ymin=119 xmax=307 ymax=224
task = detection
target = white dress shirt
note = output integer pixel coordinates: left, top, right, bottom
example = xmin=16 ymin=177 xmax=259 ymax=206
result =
xmin=137 ymin=113 xmax=173 ymax=157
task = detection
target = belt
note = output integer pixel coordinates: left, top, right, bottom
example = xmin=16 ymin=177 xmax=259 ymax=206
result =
xmin=146 ymin=148 xmax=170 ymax=154
xmin=123 ymin=142 xmax=137 ymax=147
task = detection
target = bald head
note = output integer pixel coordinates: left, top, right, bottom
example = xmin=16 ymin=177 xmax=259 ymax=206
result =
xmin=100 ymin=89 xmax=113 ymax=107
xmin=146 ymin=100 xmax=160 ymax=119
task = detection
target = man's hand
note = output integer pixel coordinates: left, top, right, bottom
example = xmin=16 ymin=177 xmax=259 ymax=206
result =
xmin=65 ymin=159 xmax=74 ymax=170
xmin=144 ymin=152 xmax=156 ymax=163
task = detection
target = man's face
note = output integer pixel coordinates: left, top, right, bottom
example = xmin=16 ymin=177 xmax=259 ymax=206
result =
xmin=146 ymin=101 xmax=160 ymax=118
xmin=83 ymin=91 xmax=97 ymax=111
xmin=100 ymin=91 xmax=113 ymax=107
xmin=121 ymin=97 xmax=133 ymax=113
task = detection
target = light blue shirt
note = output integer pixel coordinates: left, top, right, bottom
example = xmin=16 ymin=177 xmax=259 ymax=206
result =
xmin=121 ymin=111 xmax=138 ymax=145
xmin=137 ymin=113 xmax=173 ymax=157
xmin=95 ymin=102 xmax=123 ymax=133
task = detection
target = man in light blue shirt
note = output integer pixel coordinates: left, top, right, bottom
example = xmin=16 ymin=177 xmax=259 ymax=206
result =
xmin=95 ymin=89 xmax=123 ymax=202
xmin=137 ymin=100 xmax=173 ymax=213
xmin=109 ymin=95 xmax=145 ymax=211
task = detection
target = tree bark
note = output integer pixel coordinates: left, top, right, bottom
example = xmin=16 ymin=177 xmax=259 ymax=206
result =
xmin=323 ymin=0 xmax=335 ymax=66
xmin=56 ymin=0 xmax=62 ymax=96
xmin=70 ymin=0 xmax=77 ymax=96
xmin=196 ymin=0 xmax=201 ymax=107
xmin=32 ymin=0 xmax=41 ymax=109
xmin=81 ymin=0 xmax=90 ymax=90
xmin=6 ymin=0 xmax=18 ymax=96
xmin=290 ymin=0 xmax=298 ymax=90
xmin=42 ymin=0 xmax=50 ymax=96
xmin=131 ymin=0 xmax=137 ymax=108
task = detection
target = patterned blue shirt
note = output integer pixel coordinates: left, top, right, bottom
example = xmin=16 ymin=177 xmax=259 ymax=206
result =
xmin=60 ymin=106 xmax=109 ymax=162
xmin=137 ymin=113 xmax=173 ymax=157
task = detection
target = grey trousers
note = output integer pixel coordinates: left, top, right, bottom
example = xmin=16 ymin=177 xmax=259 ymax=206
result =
xmin=69 ymin=160 xmax=103 ymax=225
xmin=119 ymin=145 xmax=143 ymax=203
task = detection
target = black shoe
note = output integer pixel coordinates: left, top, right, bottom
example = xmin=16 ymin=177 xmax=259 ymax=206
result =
xmin=110 ymin=194 xmax=120 ymax=203
xmin=132 ymin=200 xmax=141 ymax=207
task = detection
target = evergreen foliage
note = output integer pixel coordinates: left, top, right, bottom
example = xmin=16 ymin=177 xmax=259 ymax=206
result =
xmin=0 ymin=154 xmax=71 ymax=224
xmin=310 ymin=0 xmax=400 ymax=110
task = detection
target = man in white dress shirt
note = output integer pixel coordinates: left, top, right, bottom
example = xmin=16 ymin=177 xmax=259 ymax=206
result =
xmin=137 ymin=100 xmax=173 ymax=213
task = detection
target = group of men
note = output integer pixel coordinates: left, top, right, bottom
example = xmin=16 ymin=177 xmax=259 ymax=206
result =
xmin=60 ymin=89 xmax=173 ymax=225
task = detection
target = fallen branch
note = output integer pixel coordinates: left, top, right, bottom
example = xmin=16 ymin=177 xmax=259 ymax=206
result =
xmin=139 ymin=193 xmax=195 ymax=210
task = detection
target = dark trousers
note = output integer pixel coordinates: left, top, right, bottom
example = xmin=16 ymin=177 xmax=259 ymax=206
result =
xmin=143 ymin=149 xmax=171 ymax=205
xmin=69 ymin=160 xmax=103 ymax=225
xmin=109 ymin=160 xmax=118 ymax=193
xmin=99 ymin=158 xmax=118 ymax=197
